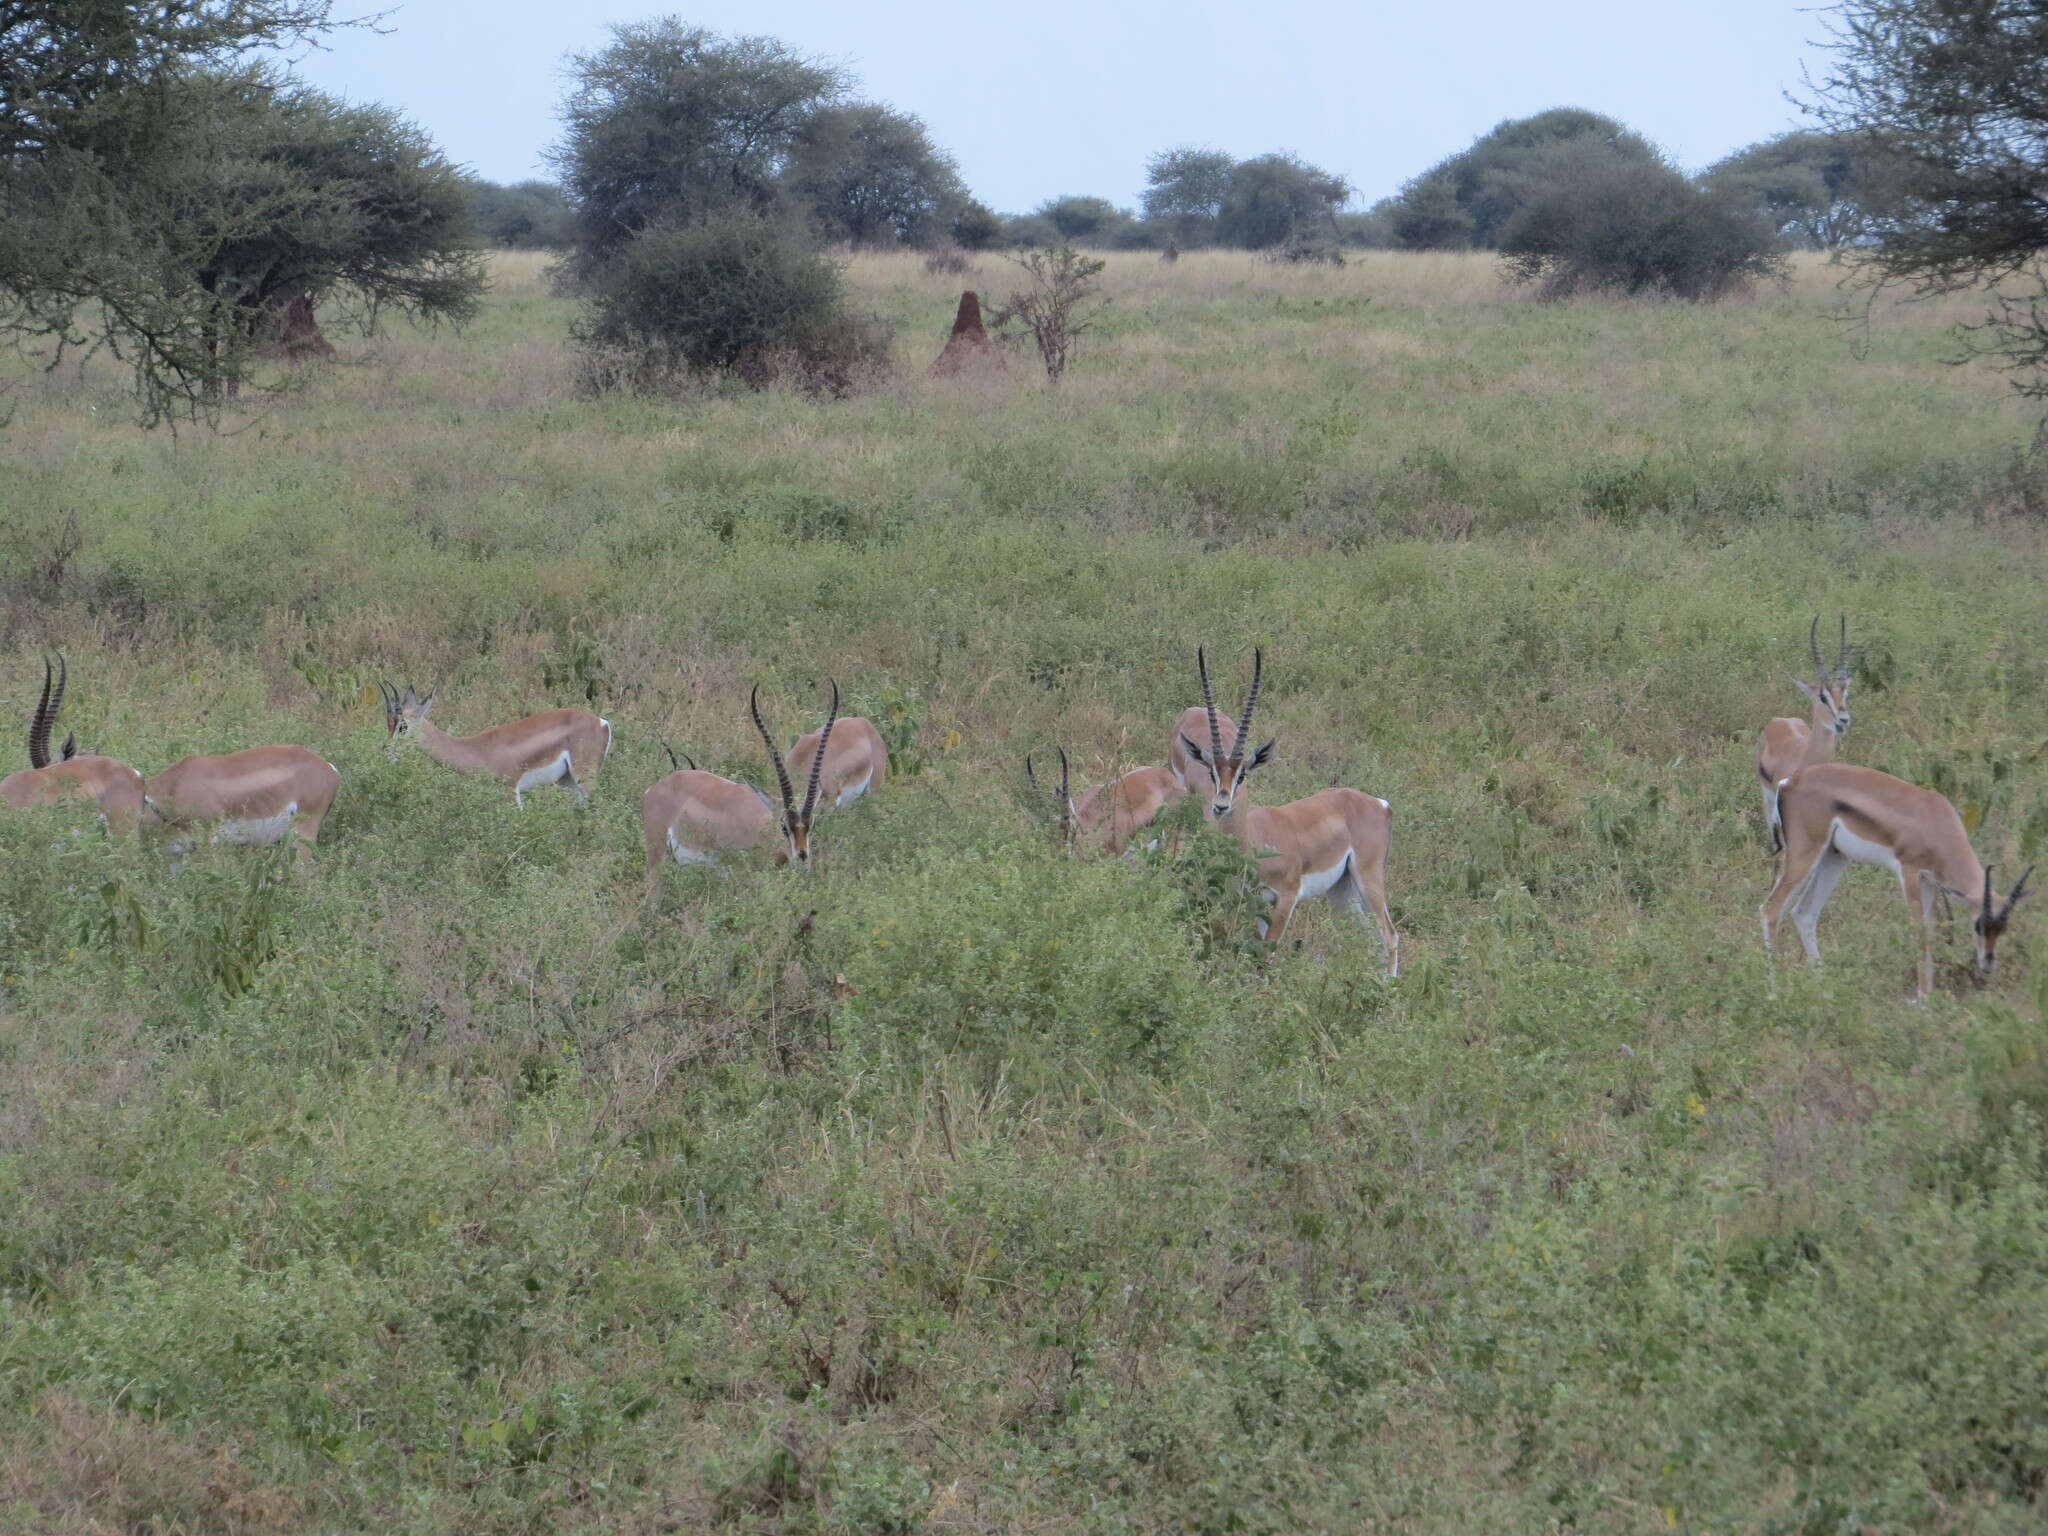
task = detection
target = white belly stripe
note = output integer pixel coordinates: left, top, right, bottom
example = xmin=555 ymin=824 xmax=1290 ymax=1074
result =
xmin=667 ymin=828 xmax=719 ymax=866
xmin=518 ymin=753 xmax=572 ymax=794
xmin=1296 ymin=854 xmax=1351 ymax=902
xmin=214 ymin=803 xmax=297 ymax=845
xmin=1829 ymin=819 xmax=1901 ymax=874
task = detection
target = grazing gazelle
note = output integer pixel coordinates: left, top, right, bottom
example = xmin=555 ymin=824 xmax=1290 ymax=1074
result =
xmin=787 ymin=707 xmax=885 ymax=809
xmin=1758 ymin=615 xmax=1851 ymax=851
xmin=144 ymin=744 xmax=340 ymax=859
xmin=0 ymin=656 xmax=145 ymax=832
xmin=1027 ymin=747 xmax=1186 ymax=854
xmin=381 ymin=683 xmax=611 ymax=807
xmin=1177 ymin=647 xmax=1399 ymax=970
xmin=642 ymin=682 xmax=840 ymax=905
xmin=1761 ymin=760 xmax=2031 ymax=1002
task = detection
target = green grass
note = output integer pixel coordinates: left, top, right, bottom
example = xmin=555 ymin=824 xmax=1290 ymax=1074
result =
xmin=2 ymin=248 xmax=2047 ymax=1532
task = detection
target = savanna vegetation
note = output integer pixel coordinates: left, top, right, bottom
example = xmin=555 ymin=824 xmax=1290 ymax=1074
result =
xmin=3 ymin=245 xmax=2048 ymax=1532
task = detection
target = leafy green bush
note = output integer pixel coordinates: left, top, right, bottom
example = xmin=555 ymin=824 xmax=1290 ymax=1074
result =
xmin=1499 ymin=147 xmax=1789 ymax=300
xmin=574 ymin=211 xmax=890 ymax=393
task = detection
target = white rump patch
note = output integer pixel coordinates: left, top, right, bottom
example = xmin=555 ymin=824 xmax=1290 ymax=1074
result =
xmin=835 ymin=772 xmax=872 ymax=808
xmin=1376 ymin=797 xmax=1390 ymax=810
xmin=213 ymin=803 xmax=297 ymax=846
xmin=600 ymin=719 xmax=613 ymax=756
xmin=1829 ymin=819 xmax=1901 ymax=874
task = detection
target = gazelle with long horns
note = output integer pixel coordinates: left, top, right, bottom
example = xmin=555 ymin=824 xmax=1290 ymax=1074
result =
xmin=0 ymin=656 xmax=145 ymax=832
xmin=1758 ymin=616 xmax=1852 ymax=851
xmin=1027 ymin=748 xmax=1186 ymax=855
xmin=1176 ymin=647 xmax=1399 ymax=970
xmin=642 ymin=683 xmax=840 ymax=905
xmin=381 ymin=684 xmax=611 ymax=807
xmin=1761 ymin=760 xmax=2031 ymax=1002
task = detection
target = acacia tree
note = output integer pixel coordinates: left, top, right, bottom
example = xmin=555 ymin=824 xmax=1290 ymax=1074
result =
xmin=1389 ymin=109 xmax=1660 ymax=250
xmin=0 ymin=0 xmax=441 ymax=421
xmin=1217 ymin=154 xmax=1349 ymax=248
xmin=1701 ymin=131 xmax=1902 ymax=250
xmin=1141 ymin=147 xmax=1235 ymax=243
xmin=549 ymin=20 xmax=846 ymax=277
xmin=1807 ymin=0 xmax=2048 ymax=390
xmin=783 ymin=102 xmax=966 ymax=245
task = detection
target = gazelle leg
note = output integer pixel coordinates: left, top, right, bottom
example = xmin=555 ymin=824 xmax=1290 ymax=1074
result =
xmin=1761 ymin=839 xmax=1825 ymax=961
xmin=1910 ymin=867 xmax=1938 ymax=1003
xmin=1334 ymin=863 xmax=1400 ymax=978
xmin=1262 ymin=888 xmax=1299 ymax=946
xmin=1790 ymin=849 xmax=1846 ymax=962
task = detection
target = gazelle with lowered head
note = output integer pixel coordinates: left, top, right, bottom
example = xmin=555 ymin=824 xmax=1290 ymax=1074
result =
xmin=1176 ymin=647 xmax=1399 ymax=970
xmin=1758 ymin=616 xmax=1852 ymax=851
xmin=0 ymin=656 xmax=145 ymax=832
xmin=1761 ymin=760 xmax=2031 ymax=1003
xmin=642 ymin=682 xmax=840 ymax=905
xmin=787 ymin=705 xmax=886 ymax=809
xmin=144 ymin=742 xmax=340 ymax=858
xmin=1027 ymin=747 xmax=1186 ymax=855
xmin=382 ymin=683 xmax=611 ymax=807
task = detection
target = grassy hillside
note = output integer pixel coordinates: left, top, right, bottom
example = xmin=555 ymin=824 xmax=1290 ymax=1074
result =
xmin=3 ymin=249 xmax=2047 ymax=1533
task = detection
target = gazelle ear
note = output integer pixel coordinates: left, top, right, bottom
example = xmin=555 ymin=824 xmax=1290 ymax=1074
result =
xmin=1246 ymin=738 xmax=1277 ymax=771
xmin=417 ymin=692 xmax=435 ymax=716
xmin=1179 ymin=733 xmax=1208 ymax=765
xmin=1791 ymin=676 xmax=1820 ymax=703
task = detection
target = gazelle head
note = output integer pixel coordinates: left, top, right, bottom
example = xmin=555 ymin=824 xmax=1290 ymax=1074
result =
xmin=751 ymin=680 xmax=838 ymax=868
xmin=1790 ymin=614 xmax=1852 ymax=739
xmin=1177 ymin=645 xmax=1276 ymax=819
xmin=379 ymin=682 xmax=437 ymax=759
xmin=1026 ymin=747 xmax=1077 ymax=849
xmin=26 ymin=654 xmax=77 ymax=768
xmin=1973 ymin=863 xmax=2035 ymax=976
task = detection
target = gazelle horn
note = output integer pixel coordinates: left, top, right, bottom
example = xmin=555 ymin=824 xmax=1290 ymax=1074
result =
xmin=800 ymin=680 xmax=839 ymax=822
xmin=1059 ymin=745 xmax=1071 ymax=808
xmin=750 ymin=685 xmax=796 ymax=812
xmin=1236 ymin=646 xmax=1264 ymax=754
xmin=2002 ymin=864 xmax=2036 ymax=922
xmin=1197 ymin=646 xmax=1223 ymax=762
xmin=1836 ymin=614 xmax=1849 ymax=680
xmin=1809 ymin=615 xmax=1824 ymax=679
xmin=1984 ymin=863 xmax=1996 ymax=922
xmin=27 ymin=654 xmax=62 ymax=770
xmin=663 ymin=741 xmax=696 ymax=773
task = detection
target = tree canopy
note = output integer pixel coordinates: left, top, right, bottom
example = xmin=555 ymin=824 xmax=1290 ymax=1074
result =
xmin=784 ymin=102 xmax=967 ymax=245
xmin=1 ymin=3 xmax=480 ymax=424
xmin=549 ymin=20 xmax=848 ymax=274
xmin=1388 ymin=108 xmax=1661 ymax=250
xmin=1806 ymin=0 xmax=2048 ymax=389
xmin=1701 ymin=131 xmax=1899 ymax=250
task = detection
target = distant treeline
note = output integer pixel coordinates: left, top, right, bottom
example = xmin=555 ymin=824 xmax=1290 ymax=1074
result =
xmin=474 ymin=108 xmax=1897 ymax=259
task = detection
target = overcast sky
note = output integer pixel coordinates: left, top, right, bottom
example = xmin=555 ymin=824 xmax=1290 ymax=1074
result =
xmin=290 ymin=0 xmax=1830 ymax=211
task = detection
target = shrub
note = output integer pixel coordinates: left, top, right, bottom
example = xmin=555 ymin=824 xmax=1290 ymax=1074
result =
xmin=949 ymin=198 xmax=1001 ymax=251
xmin=988 ymin=247 xmax=1108 ymax=383
xmin=573 ymin=212 xmax=890 ymax=394
xmin=1000 ymin=214 xmax=1062 ymax=248
xmin=922 ymin=245 xmax=972 ymax=275
xmin=1499 ymin=149 xmax=1788 ymax=300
